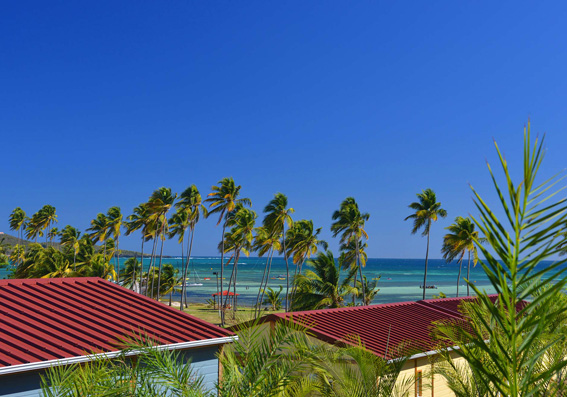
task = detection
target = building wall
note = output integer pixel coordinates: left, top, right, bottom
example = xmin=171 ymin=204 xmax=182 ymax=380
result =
xmin=0 ymin=345 xmax=224 ymax=397
xmin=0 ymin=370 xmax=45 ymax=397
xmin=399 ymin=351 xmax=467 ymax=397
xmin=179 ymin=345 xmax=222 ymax=393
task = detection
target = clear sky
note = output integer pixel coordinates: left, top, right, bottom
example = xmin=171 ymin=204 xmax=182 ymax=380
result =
xmin=2 ymin=1 xmax=567 ymax=258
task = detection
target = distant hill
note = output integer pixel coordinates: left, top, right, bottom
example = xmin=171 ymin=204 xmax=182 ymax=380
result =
xmin=0 ymin=232 xmax=146 ymax=257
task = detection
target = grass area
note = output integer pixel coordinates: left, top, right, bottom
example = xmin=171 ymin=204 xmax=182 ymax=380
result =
xmin=166 ymin=301 xmax=285 ymax=328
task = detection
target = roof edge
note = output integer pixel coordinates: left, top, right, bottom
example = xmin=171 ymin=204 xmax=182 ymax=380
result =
xmin=0 ymin=336 xmax=238 ymax=376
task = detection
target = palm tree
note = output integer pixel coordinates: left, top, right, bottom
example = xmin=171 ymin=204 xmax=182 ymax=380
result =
xmin=106 ymin=207 xmax=123 ymax=280
xmin=176 ymin=185 xmax=207 ymax=310
xmin=405 ymin=188 xmax=447 ymax=300
xmin=337 ymin=239 xmax=367 ymax=305
xmin=159 ymin=263 xmax=181 ymax=307
xmin=331 ymin=197 xmax=370 ymax=305
xmin=121 ymin=258 xmax=141 ymax=289
xmin=263 ymin=193 xmax=294 ymax=311
xmin=87 ymin=213 xmax=110 ymax=257
xmin=9 ymin=245 xmax=25 ymax=268
xmin=221 ymin=207 xmax=256 ymax=317
xmin=38 ymin=205 xmax=57 ymax=245
xmin=60 ymin=225 xmax=81 ymax=270
xmin=205 ymin=177 xmax=250 ymax=325
xmin=168 ymin=209 xmax=190 ymax=305
xmin=9 ymin=207 xmax=27 ymax=245
xmin=286 ymin=219 xmax=328 ymax=307
xmin=125 ymin=203 xmax=151 ymax=292
xmin=25 ymin=211 xmax=44 ymax=243
xmin=292 ymin=250 xmax=356 ymax=311
xmin=47 ymin=227 xmax=60 ymax=245
xmin=262 ymin=286 xmax=283 ymax=311
xmin=441 ymin=216 xmax=484 ymax=297
xmin=253 ymin=226 xmax=281 ymax=318
xmin=147 ymin=187 xmax=177 ymax=300
xmin=357 ymin=275 xmax=380 ymax=306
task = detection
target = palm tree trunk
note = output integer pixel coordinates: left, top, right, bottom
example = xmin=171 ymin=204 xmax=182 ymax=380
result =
xmin=282 ymin=226 xmax=290 ymax=312
xmin=219 ymin=222 xmax=227 ymax=326
xmin=255 ymin=247 xmax=272 ymax=318
xmin=233 ymin=252 xmax=240 ymax=319
xmin=422 ymin=226 xmax=431 ymax=300
xmin=355 ymin=238 xmax=365 ymax=305
xmin=289 ymin=256 xmax=307 ymax=309
xmin=184 ymin=226 xmax=196 ymax=309
xmin=137 ymin=238 xmax=145 ymax=292
xmin=456 ymin=256 xmax=463 ymax=297
xmin=258 ymin=250 xmax=275 ymax=318
xmin=223 ymin=251 xmax=240 ymax=320
xmin=467 ymin=251 xmax=471 ymax=296
xmin=184 ymin=230 xmax=191 ymax=309
xmin=156 ymin=234 xmax=165 ymax=301
xmin=116 ymin=236 xmax=120 ymax=282
xmin=179 ymin=233 xmax=185 ymax=310
xmin=147 ymin=236 xmax=158 ymax=297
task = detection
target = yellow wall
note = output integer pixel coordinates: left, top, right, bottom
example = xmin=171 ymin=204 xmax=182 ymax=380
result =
xmin=399 ymin=351 xmax=466 ymax=397
xmin=232 ymin=321 xmax=469 ymax=397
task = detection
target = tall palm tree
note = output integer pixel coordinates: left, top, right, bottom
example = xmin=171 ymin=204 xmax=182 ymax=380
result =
xmin=147 ymin=187 xmax=177 ymax=300
xmin=26 ymin=210 xmax=44 ymax=243
xmin=106 ymin=207 xmax=123 ymax=280
xmin=292 ymin=250 xmax=357 ymax=311
xmin=222 ymin=207 xmax=256 ymax=317
xmin=125 ymin=203 xmax=151 ymax=292
xmin=87 ymin=213 xmax=110 ymax=258
xmin=263 ymin=193 xmax=294 ymax=311
xmin=253 ymin=226 xmax=281 ymax=318
xmin=441 ymin=216 xmax=484 ymax=297
xmin=205 ymin=177 xmax=250 ymax=325
xmin=331 ymin=197 xmax=370 ymax=304
xmin=339 ymin=239 xmax=368 ymax=304
xmin=176 ymin=185 xmax=207 ymax=311
xmin=405 ymin=188 xmax=447 ymax=300
xmin=38 ymin=205 xmax=57 ymax=245
xmin=168 ymin=209 xmax=190 ymax=306
xmin=60 ymin=225 xmax=81 ymax=270
xmin=9 ymin=207 xmax=27 ymax=245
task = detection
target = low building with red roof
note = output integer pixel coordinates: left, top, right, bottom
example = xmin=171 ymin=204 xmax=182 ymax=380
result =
xmin=232 ymin=295 xmax=501 ymax=397
xmin=0 ymin=277 xmax=236 ymax=396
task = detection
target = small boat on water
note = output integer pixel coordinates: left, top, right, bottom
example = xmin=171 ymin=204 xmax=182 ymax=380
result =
xmin=204 ymin=277 xmax=211 ymax=280
xmin=419 ymin=285 xmax=438 ymax=289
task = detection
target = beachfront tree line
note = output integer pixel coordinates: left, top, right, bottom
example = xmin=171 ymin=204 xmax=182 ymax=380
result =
xmin=3 ymin=184 xmax=379 ymax=322
xmin=41 ymin=124 xmax=567 ymax=396
xmin=3 ymin=182 xmax=484 ymax=315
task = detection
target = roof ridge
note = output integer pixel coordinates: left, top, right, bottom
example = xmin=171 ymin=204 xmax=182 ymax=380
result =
xmin=275 ymin=299 xmax=421 ymax=318
xmin=0 ymin=277 xmax=102 ymax=285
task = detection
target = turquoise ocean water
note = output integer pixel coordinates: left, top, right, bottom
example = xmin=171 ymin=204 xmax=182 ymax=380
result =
xmin=2 ymin=257 xmax=556 ymax=306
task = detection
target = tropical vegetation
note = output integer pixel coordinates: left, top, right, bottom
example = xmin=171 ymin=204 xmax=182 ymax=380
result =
xmin=405 ymin=188 xmax=447 ymax=299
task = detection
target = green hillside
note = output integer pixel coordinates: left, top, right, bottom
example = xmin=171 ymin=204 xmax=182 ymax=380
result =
xmin=0 ymin=232 xmax=145 ymax=257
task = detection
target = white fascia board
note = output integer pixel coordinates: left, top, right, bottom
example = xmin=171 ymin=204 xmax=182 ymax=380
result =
xmin=0 ymin=335 xmax=238 ymax=376
xmin=386 ymin=345 xmax=461 ymax=364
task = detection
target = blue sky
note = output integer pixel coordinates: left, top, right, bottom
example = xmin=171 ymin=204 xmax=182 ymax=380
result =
xmin=2 ymin=1 xmax=567 ymax=258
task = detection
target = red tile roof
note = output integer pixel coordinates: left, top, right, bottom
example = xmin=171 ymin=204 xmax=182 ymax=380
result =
xmin=248 ymin=295 xmax=499 ymax=360
xmin=0 ymin=277 xmax=234 ymax=370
